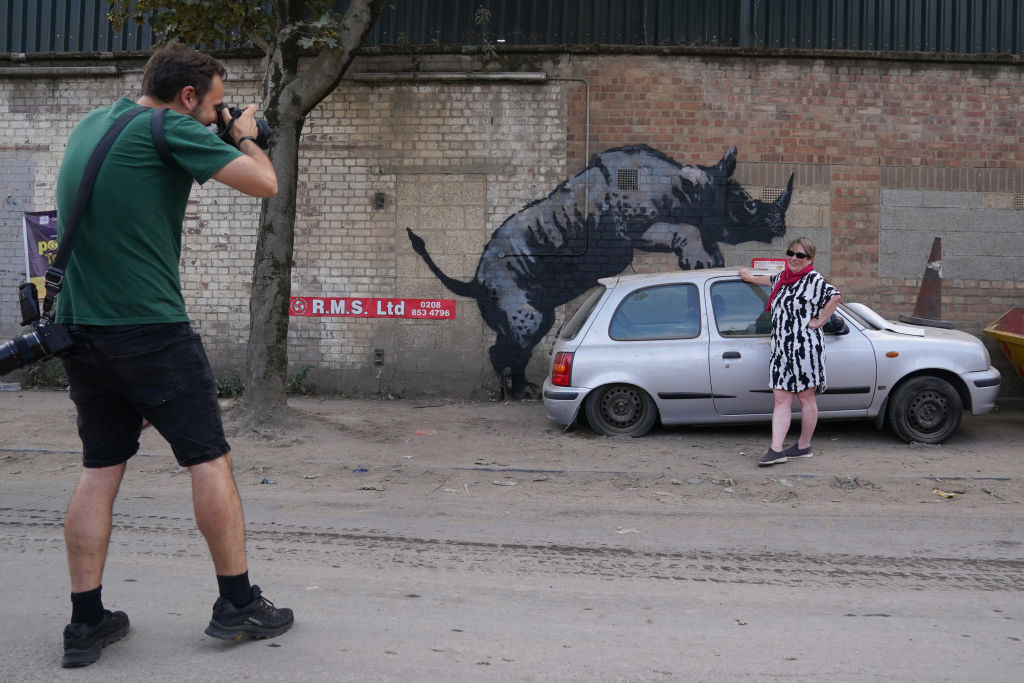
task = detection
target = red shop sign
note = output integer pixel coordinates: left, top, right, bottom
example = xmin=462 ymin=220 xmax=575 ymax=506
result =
xmin=289 ymin=297 xmax=456 ymax=319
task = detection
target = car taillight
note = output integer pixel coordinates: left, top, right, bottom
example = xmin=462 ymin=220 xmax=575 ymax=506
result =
xmin=551 ymin=351 xmax=573 ymax=387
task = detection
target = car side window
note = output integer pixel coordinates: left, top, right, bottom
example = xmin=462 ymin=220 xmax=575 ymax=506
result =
xmin=711 ymin=280 xmax=772 ymax=336
xmin=609 ymin=283 xmax=700 ymax=340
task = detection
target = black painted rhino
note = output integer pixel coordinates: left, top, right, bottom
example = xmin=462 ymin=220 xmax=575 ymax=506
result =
xmin=407 ymin=144 xmax=793 ymax=396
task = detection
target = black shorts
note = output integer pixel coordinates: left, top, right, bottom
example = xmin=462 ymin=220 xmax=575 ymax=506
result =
xmin=61 ymin=323 xmax=230 ymax=468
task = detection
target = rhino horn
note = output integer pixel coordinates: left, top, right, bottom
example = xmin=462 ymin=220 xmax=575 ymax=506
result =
xmin=775 ymin=173 xmax=795 ymax=211
xmin=713 ymin=147 xmax=738 ymax=179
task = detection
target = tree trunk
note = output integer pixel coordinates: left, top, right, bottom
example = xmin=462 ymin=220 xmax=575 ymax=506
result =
xmin=237 ymin=0 xmax=384 ymax=428
xmin=239 ymin=114 xmax=301 ymax=427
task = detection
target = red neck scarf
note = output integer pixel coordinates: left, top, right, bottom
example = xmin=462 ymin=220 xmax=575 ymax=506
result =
xmin=766 ymin=264 xmax=814 ymax=310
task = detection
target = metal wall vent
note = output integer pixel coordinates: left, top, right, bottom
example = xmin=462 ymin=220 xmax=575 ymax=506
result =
xmin=761 ymin=186 xmax=785 ymax=202
xmin=1015 ymin=193 xmax=1024 ymax=210
xmin=617 ymin=168 xmax=639 ymax=191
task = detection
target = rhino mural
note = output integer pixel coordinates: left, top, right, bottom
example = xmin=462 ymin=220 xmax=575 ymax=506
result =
xmin=406 ymin=144 xmax=794 ymax=397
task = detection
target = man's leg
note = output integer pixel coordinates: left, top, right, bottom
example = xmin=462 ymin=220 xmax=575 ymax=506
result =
xmin=65 ymin=463 xmax=127 ymax=593
xmin=62 ymin=463 xmax=131 ymax=668
xmin=135 ymin=324 xmax=291 ymax=638
xmin=190 ymin=453 xmax=247 ymax=576
xmin=192 ymin=452 xmax=294 ymax=640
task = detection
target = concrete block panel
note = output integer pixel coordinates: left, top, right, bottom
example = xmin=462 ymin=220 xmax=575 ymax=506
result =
xmin=879 ymin=190 xmax=1024 ymax=280
xmin=397 ymin=178 xmax=446 ymax=206
xmin=417 ymin=205 xmax=469 ymax=232
xmin=920 ymin=191 xmax=982 ymax=209
xmin=796 ymin=188 xmax=831 ymax=206
xmin=442 ymin=178 xmax=486 ymax=205
xmin=981 ymin=193 xmax=1016 ymax=210
xmin=785 ymin=204 xmax=821 ymax=228
xmin=882 ymin=188 xmax=924 ymax=207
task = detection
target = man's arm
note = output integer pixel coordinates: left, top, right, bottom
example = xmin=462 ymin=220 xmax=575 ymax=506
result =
xmin=212 ymin=104 xmax=277 ymax=197
xmin=213 ymin=141 xmax=278 ymax=197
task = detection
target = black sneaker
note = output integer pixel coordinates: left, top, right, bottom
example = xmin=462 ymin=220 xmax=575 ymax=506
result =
xmin=758 ymin=448 xmax=788 ymax=466
xmin=61 ymin=610 xmax=130 ymax=668
xmin=204 ymin=585 xmax=294 ymax=641
xmin=783 ymin=443 xmax=813 ymax=460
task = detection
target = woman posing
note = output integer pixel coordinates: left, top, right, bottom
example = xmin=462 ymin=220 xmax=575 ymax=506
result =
xmin=739 ymin=237 xmax=842 ymax=466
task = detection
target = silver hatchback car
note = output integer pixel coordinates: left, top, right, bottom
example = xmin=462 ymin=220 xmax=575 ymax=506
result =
xmin=543 ymin=269 xmax=1001 ymax=443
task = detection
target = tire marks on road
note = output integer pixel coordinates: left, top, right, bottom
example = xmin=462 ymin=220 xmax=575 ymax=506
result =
xmin=3 ymin=506 xmax=1022 ymax=591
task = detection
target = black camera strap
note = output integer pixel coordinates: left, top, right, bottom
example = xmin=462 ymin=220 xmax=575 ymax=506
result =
xmin=42 ymin=106 xmax=151 ymax=319
xmin=150 ymin=107 xmax=182 ymax=170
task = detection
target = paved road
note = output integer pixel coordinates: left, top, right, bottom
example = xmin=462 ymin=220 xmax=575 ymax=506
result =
xmin=1 ymin=477 xmax=1021 ymax=682
xmin=1 ymin=392 xmax=1022 ymax=681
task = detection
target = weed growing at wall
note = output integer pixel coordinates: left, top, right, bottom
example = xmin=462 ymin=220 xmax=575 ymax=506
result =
xmin=287 ymin=365 xmax=316 ymax=396
xmin=216 ymin=373 xmax=245 ymax=398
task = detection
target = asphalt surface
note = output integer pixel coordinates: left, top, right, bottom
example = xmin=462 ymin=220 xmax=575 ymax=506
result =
xmin=0 ymin=393 xmax=1021 ymax=682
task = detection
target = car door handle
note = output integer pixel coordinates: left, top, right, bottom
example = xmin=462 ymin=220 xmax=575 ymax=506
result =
xmin=722 ymin=351 xmax=741 ymax=359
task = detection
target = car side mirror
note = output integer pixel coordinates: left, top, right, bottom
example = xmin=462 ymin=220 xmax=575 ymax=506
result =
xmin=823 ymin=314 xmax=849 ymax=335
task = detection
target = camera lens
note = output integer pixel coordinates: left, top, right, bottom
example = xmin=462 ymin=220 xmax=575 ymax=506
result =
xmin=253 ymin=119 xmax=272 ymax=148
xmin=0 ymin=331 xmax=47 ymax=376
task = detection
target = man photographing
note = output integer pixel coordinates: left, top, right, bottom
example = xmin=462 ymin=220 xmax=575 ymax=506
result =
xmin=55 ymin=43 xmax=292 ymax=668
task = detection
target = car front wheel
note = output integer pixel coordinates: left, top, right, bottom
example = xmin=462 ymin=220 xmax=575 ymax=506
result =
xmin=887 ymin=375 xmax=963 ymax=444
xmin=584 ymin=384 xmax=658 ymax=437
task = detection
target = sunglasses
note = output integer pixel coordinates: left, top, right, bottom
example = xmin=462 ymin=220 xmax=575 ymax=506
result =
xmin=786 ymin=250 xmax=809 ymax=259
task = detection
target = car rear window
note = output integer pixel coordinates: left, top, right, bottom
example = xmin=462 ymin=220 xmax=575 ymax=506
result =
xmin=609 ymin=283 xmax=700 ymax=340
xmin=559 ymin=286 xmax=606 ymax=340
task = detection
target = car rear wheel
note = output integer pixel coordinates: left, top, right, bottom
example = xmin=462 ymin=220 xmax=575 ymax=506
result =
xmin=887 ymin=375 xmax=963 ymax=444
xmin=584 ymin=384 xmax=658 ymax=437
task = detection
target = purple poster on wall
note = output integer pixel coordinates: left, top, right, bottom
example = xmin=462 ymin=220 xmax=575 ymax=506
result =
xmin=23 ymin=210 xmax=58 ymax=295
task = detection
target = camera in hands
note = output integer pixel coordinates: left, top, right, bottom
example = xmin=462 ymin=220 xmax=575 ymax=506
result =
xmin=0 ymin=282 xmax=73 ymax=376
xmin=214 ymin=104 xmax=271 ymax=149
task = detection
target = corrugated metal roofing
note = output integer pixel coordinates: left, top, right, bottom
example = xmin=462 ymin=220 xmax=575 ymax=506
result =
xmin=2 ymin=1 xmax=1020 ymax=55
xmin=2 ymin=0 xmax=154 ymax=52
xmin=367 ymin=0 xmax=740 ymax=47
xmin=753 ymin=0 xmax=1024 ymax=53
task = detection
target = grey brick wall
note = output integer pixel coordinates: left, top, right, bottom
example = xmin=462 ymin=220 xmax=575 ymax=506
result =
xmin=0 ymin=155 xmax=37 ymax=339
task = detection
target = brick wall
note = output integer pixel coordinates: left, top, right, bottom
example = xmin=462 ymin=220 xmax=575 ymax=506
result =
xmin=1 ymin=50 xmax=1021 ymax=398
xmin=553 ymin=54 xmax=1023 ymax=397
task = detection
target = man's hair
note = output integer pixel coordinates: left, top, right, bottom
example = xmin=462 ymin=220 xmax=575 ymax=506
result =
xmin=141 ymin=43 xmax=227 ymax=103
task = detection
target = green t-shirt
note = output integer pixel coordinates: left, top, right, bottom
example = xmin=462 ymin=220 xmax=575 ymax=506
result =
xmin=55 ymin=97 xmax=242 ymax=325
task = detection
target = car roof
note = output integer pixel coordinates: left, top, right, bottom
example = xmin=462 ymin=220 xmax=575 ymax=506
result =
xmin=598 ymin=267 xmax=742 ymax=288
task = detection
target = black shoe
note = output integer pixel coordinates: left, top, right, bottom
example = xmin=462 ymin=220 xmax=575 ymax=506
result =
xmin=758 ymin=448 xmax=787 ymax=466
xmin=783 ymin=443 xmax=813 ymax=460
xmin=61 ymin=610 xmax=130 ymax=668
xmin=204 ymin=585 xmax=294 ymax=641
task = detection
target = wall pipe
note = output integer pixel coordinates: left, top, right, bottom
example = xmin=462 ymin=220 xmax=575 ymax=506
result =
xmin=0 ymin=65 xmax=118 ymax=77
xmin=351 ymin=71 xmax=547 ymax=82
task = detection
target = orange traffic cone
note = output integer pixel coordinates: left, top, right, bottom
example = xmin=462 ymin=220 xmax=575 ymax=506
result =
xmin=899 ymin=237 xmax=953 ymax=329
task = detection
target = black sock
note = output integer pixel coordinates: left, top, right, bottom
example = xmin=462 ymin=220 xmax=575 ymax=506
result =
xmin=216 ymin=572 xmax=252 ymax=608
xmin=70 ymin=586 xmax=105 ymax=626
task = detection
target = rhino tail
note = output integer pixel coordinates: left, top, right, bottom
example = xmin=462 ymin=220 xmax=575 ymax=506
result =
xmin=405 ymin=227 xmax=485 ymax=300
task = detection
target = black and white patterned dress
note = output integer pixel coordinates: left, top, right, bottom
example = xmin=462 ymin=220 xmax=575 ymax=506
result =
xmin=768 ymin=270 xmax=841 ymax=394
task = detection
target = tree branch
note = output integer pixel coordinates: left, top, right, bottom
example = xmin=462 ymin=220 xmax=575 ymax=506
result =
xmin=283 ymin=0 xmax=384 ymax=116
